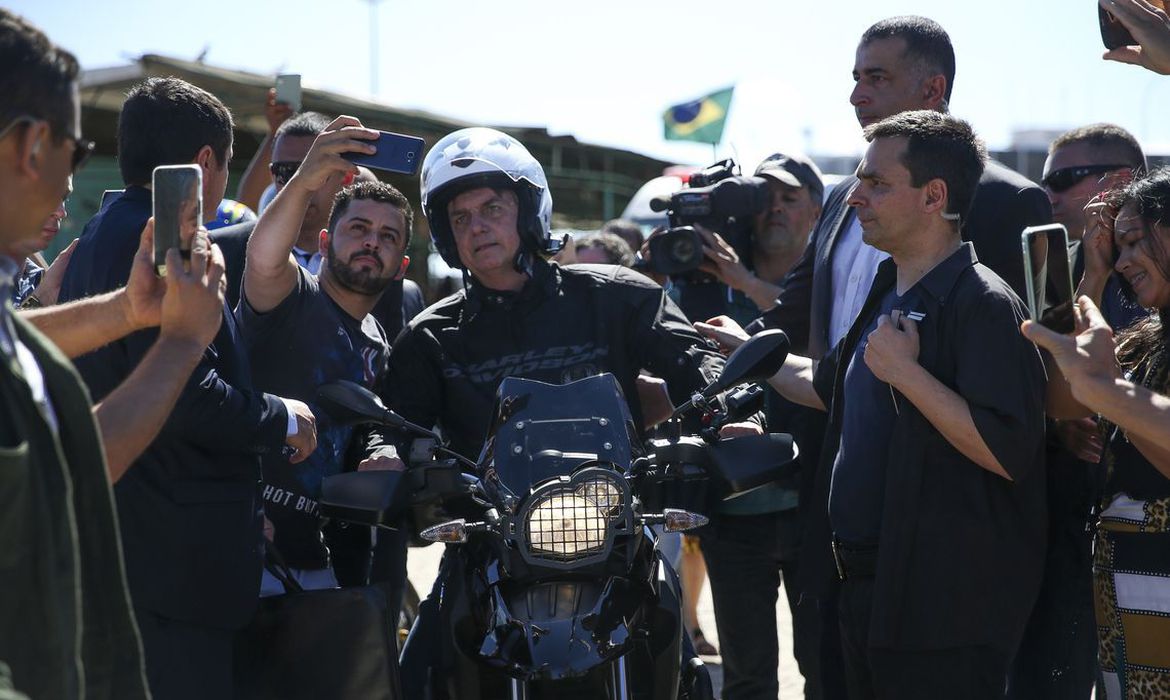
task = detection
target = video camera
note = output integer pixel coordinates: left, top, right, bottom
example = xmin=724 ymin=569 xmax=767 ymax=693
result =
xmin=645 ymin=159 xmax=771 ymax=279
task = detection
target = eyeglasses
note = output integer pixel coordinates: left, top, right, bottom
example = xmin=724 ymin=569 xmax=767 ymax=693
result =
xmin=0 ymin=115 xmax=94 ymax=173
xmin=269 ymin=161 xmax=302 ymax=187
xmin=1041 ymin=164 xmax=1129 ymax=193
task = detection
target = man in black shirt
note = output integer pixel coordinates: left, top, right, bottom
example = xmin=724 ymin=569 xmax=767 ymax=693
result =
xmin=239 ymin=115 xmax=413 ymax=591
xmin=700 ymin=111 xmax=1047 ymax=699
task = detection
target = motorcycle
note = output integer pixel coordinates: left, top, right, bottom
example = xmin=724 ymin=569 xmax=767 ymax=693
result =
xmin=316 ymin=330 xmax=799 ymax=700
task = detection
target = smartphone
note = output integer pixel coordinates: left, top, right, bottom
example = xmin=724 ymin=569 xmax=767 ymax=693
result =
xmin=99 ymin=189 xmax=124 ymax=213
xmin=152 ymin=165 xmax=202 ymax=275
xmin=1100 ymin=1 xmax=1165 ymax=49
xmin=275 ymin=73 xmax=302 ymax=112
xmin=343 ymin=131 xmax=425 ymax=175
xmin=1022 ymin=224 xmax=1075 ymax=333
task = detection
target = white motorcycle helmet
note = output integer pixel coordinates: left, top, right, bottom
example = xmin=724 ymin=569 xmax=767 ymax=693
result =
xmin=420 ymin=127 xmax=554 ymax=269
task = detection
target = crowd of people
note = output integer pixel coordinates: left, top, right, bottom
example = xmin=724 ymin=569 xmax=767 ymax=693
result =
xmin=5 ymin=0 xmax=1170 ymax=699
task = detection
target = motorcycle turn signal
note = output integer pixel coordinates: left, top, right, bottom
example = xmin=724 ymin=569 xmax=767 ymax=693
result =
xmin=643 ymin=508 xmax=709 ymax=533
xmin=420 ymin=519 xmax=490 ymax=544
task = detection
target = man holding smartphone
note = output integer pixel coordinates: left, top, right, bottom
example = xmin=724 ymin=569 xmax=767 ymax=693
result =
xmin=213 ymin=109 xmax=426 ymax=336
xmin=699 ymin=111 xmax=1047 ymax=699
xmin=239 ymin=115 xmax=413 ymax=597
xmin=0 ymin=11 xmax=254 ymax=699
xmin=56 ymin=77 xmax=318 ymax=699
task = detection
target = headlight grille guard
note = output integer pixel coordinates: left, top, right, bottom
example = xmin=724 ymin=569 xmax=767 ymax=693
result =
xmin=506 ymin=466 xmax=635 ymax=570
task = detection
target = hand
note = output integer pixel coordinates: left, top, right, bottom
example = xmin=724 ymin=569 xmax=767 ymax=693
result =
xmin=718 ymin=421 xmax=764 ymax=438
xmin=287 ymin=115 xmax=377 ymax=195
xmin=31 ymin=237 xmax=78 ymax=306
xmin=1101 ymin=0 xmax=1170 ymax=74
xmin=1021 ymin=296 xmax=1122 ymax=406
xmin=122 ymin=218 xmax=167 ymax=329
xmin=284 ymin=399 xmax=318 ymax=464
xmin=1054 ymin=417 xmax=1105 ymax=463
xmin=695 ymin=225 xmax=754 ymax=291
xmin=158 ymin=230 xmax=225 ymax=349
xmin=864 ymin=310 xmax=921 ymax=387
xmin=1082 ymin=197 xmax=1118 ymax=284
xmin=551 ymin=234 xmax=577 ymax=265
xmin=357 ymin=455 xmax=406 ymax=472
xmin=636 ymin=373 xmax=674 ymax=429
xmin=694 ymin=315 xmax=749 ymax=354
xmin=265 ymin=87 xmax=295 ymax=134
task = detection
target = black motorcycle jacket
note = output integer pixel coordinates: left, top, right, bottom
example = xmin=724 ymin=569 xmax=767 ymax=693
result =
xmin=385 ymin=259 xmax=728 ymax=460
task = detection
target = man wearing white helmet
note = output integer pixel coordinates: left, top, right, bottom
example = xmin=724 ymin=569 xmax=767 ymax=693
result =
xmin=391 ymin=127 xmax=757 ymax=696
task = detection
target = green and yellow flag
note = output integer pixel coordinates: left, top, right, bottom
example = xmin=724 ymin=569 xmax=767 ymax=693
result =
xmin=663 ymin=87 xmax=734 ymax=144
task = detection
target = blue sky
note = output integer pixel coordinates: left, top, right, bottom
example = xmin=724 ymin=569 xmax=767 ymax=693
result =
xmin=14 ymin=0 xmax=1170 ymax=171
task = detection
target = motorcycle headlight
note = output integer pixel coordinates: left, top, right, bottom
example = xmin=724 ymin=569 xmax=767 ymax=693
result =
xmin=523 ymin=473 xmax=628 ymax=563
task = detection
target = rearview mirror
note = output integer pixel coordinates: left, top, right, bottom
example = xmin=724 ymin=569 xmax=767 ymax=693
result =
xmin=317 ymin=380 xmax=396 ymax=427
xmin=706 ymin=329 xmax=790 ymax=396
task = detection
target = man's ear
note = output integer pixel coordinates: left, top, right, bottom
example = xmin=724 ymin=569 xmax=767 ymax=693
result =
xmin=194 ymin=144 xmax=217 ymax=173
xmin=923 ymin=179 xmax=949 ymax=214
xmin=394 ymin=255 xmax=410 ymax=281
xmin=16 ymin=121 xmax=51 ymax=178
xmin=921 ymin=75 xmax=947 ymax=111
xmin=318 ymin=229 xmax=329 ymax=257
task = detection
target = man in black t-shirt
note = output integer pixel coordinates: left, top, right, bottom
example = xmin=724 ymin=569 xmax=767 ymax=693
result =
xmin=239 ymin=115 xmax=414 ymax=592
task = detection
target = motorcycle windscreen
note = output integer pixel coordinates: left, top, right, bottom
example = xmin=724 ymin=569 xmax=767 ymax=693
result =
xmin=480 ymin=374 xmax=641 ymax=496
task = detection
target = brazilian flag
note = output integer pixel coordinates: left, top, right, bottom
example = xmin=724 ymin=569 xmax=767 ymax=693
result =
xmin=663 ymin=87 xmax=734 ymax=144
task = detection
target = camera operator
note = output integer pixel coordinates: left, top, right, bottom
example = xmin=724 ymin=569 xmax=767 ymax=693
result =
xmin=657 ymin=153 xmax=824 ymax=700
xmin=697 ymin=153 xmax=823 ymax=315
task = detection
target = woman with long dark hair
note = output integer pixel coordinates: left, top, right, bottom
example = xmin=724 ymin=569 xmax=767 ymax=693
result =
xmin=1025 ymin=167 xmax=1170 ymax=699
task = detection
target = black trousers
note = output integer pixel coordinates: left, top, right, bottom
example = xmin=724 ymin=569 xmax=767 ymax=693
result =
xmin=837 ymin=577 xmax=1009 ymax=700
xmin=701 ymin=509 xmax=816 ymax=700
xmin=136 ymin=608 xmax=236 ymax=700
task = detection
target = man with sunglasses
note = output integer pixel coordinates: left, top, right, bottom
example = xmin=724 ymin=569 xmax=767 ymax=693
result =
xmin=210 ymin=111 xmax=334 ymax=309
xmin=1005 ymin=123 xmax=1150 ymax=700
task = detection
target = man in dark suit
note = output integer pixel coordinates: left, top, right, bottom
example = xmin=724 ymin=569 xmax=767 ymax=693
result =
xmin=745 ymin=16 xmax=1051 ymax=699
xmin=58 ymin=77 xmax=318 ymax=699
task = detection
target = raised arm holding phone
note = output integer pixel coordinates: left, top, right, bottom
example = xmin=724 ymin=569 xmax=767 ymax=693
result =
xmin=1099 ymin=0 xmax=1170 ymax=73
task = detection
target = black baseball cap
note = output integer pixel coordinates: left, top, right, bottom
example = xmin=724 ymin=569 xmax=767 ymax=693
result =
xmin=755 ymin=152 xmax=824 ymax=202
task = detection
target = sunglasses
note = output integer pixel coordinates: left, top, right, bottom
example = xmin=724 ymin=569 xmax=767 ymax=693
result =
xmin=1041 ymin=164 xmax=1129 ymax=194
xmin=0 ymin=115 xmax=94 ymax=173
xmin=269 ymin=161 xmax=302 ymax=186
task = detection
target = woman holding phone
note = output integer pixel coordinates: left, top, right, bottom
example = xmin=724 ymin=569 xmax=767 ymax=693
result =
xmin=1023 ymin=168 xmax=1170 ymax=699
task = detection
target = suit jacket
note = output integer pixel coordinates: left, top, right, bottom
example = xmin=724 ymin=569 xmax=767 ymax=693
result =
xmin=748 ymin=160 xmax=1052 ymax=360
xmin=210 ymin=220 xmax=254 ymax=311
xmin=58 ymin=187 xmax=288 ymax=630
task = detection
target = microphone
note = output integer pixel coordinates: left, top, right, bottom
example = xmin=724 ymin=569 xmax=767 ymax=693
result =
xmin=649 ymin=195 xmax=673 ymax=213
